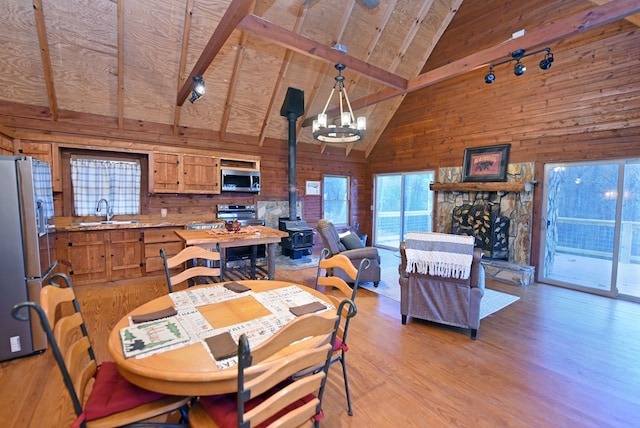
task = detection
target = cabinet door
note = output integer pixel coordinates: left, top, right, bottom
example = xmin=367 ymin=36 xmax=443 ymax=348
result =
xmin=182 ymin=155 xmax=219 ymax=194
xmin=143 ymin=227 xmax=183 ymax=274
xmin=108 ymin=230 xmax=143 ymax=281
xmin=151 ymin=152 xmax=181 ymax=193
xmin=66 ymin=231 xmax=108 ymax=285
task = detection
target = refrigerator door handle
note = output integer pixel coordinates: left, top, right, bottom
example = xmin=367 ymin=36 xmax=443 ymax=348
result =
xmin=36 ymin=199 xmax=46 ymax=236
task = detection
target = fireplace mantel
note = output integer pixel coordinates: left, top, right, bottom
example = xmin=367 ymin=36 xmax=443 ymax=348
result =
xmin=430 ymin=181 xmax=535 ymax=193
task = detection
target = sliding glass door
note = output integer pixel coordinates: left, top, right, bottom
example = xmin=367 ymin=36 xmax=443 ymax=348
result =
xmin=540 ymin=159 xmax=640 ymax=301
xmin=373 ymin=172 xmax=434 ymax=250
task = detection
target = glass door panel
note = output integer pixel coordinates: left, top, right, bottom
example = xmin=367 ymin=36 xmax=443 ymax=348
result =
xmin=374 ymin=175 xmax=402 ymax=248
xmin=617 ymin=162 xmax=640 ymax=300
xmin=542 ymin=162 xmax=618 ymax=294
xmin=373 ymin=172 xmax=434 ymax=250
xmin=403 ymin=173 xmax=434 ymax=235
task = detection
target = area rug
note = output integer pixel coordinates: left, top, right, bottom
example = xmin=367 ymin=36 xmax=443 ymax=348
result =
xmin=479 ymin=289 xmax=520 ymax=319
xmin=361 ymin=266 xmax=518 ymax=312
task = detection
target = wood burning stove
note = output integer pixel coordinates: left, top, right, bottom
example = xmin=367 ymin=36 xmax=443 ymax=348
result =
xmin=279 ymin=218 xmax=314 ymax=259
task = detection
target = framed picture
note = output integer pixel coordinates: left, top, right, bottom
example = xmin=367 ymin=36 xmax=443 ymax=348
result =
xmin=305 ymin=180 xmax=321 ymax=195
xmin=462 ymin=144 xmax=511 ymax=182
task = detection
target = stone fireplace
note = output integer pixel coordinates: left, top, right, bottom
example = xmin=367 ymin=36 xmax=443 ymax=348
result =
xmin=432 ymin=162 xmax=536 ymax=285
xmin=452 ymin=201 xmax=510 ymax=260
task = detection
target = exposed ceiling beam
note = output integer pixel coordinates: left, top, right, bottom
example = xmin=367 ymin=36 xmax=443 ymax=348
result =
xmin=172 ymin=0 xmax=195 ymax=135
xmin=117 ymin=0 xmax=124 ymax=129
xmin=221 ymin=33 xmax=249 ymax=142
xmin=32 ymin=0 xmax=58 ymax=121
xmin=588 ymin=0 xmax=640 ymax=26
xmin=176 ymin=0 xmax=254 ymax=106
xmin=237 ymin=14 xmax=408 ymax=91
xmin=306 ymin=0 xmax=640 ymax=126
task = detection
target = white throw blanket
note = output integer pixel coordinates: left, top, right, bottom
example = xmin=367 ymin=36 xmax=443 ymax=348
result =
xmin=405 ymin=232 xmax=475 ymax=279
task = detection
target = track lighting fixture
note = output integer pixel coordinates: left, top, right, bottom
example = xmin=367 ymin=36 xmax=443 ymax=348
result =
xmin=539 ymin=51 xmax=554 ymax=70
xmin=513 ymin=61 xmax=526 ymax=76
xmin=484 ymin=48 xmax=554 ymax=84
xmin=188 ymin=75 xmax=206 ymax=103
xmin=484 ymin=67 xmax=495 ymax=84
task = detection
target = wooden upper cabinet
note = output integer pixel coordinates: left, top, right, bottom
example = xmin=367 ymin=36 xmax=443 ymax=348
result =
xmin=182 ymin=154 xmax=219 ymax=194
xmin=150 ymin=152 xmax=182 ymax=193
xmin=149 ymin=151 xmax=219 ymax=194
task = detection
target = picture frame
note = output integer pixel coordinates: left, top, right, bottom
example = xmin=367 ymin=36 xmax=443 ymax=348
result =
xmin=305 ymin=180 xmax=321 ymax=196
xmin=462 ymin=144 xmax=511 ymax=182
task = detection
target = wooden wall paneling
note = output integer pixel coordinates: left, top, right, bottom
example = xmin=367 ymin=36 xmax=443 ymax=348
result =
xmin=369 ymin=4 xmax=640 ymax=278
xmin=0 ymin=134 xmax=13 ymax=154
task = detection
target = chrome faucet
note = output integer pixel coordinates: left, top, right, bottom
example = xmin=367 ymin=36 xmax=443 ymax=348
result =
xmin=96 ymin=198 xmax=113 ymax=222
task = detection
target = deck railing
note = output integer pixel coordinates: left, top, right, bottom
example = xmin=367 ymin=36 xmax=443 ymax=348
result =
xmin=554 ymin=217 xmax=640 ymax=264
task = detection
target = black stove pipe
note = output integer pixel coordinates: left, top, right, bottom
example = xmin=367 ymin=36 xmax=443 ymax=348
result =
xmin=280 ymin=87 xmax=305 ymax=221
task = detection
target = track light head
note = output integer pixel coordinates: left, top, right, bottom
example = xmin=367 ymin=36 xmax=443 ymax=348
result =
xmin=539 ymin=52 xmax=554 ymax=70
xmin=513 ymin=61 xmax=526 ymax=76
xmin=188 ymin=75 xmax=206 ymax=104
xmin=484 ymin=68 xmax=495 ymax=84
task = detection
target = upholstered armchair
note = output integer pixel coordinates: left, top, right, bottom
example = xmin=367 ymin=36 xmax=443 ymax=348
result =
xmin=399 ymin=239 xmax=485 ymax=339
xmin=316 ymin=219 xmax=381 ymax=286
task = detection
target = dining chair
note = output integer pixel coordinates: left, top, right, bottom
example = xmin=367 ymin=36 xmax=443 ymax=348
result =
xmin=11 ymin=272 xmax=191 ymax=428
xmin=188 ymin=299 xmax=356 ymax=428
xmin=161 ymin=245 xmax=222 ymax=292
xmin=314 ymin=248 xmax=369 ymax=416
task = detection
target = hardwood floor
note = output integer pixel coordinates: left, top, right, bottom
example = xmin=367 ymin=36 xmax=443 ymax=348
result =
xmin=1 ymin=267 xmax=639 ymax=427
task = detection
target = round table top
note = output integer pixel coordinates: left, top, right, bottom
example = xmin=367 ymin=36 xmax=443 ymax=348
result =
xmin=107 ymin=280 xmax=333 ymax=396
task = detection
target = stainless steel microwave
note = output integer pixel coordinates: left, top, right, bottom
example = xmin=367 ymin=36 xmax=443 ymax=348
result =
xmin=221 ymin=168 xmax=260 ymax=193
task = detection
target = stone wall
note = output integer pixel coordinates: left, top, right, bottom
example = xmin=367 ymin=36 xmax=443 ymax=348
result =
xmin=257 ymin=200 xmax=303 ymax=229
xmin=435 ymin=162 xmax=535 ymax=266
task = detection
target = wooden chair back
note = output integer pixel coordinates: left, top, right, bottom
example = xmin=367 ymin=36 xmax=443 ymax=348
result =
xmin=13 ymin=274 xmax=96 ymax=421
xmin=316 ymin=248 xmax=367 ymax=338
xmin=236 ymin=307 xmax=345 ymax=428
xmin=12 ymin=273 xmax=191 ymax=427
xmin=161 ymin=245 xmax=221 ymax=292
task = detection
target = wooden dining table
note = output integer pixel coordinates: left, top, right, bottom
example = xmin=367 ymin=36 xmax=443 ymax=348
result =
xmin=174 ymin=225 xmax=289 ymax=280
xmin=107 ymin=280 xmax=334 ymax=396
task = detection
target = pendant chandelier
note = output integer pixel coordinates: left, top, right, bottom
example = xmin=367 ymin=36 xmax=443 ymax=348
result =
xmin=312 ymin=63 xmax=366 ymax=143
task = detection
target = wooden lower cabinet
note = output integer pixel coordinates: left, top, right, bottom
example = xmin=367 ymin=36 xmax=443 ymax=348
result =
xmin=58 ymin=229 xmax=143 ymax=285
xmin=109 ymin=230 xmax=144 ymax=281
xmin=143 ymin=227 xmax=183 ymax=275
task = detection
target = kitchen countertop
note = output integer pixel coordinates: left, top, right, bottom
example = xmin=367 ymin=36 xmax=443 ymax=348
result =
xmin=54 ymin=214 xmax=225 ymax=232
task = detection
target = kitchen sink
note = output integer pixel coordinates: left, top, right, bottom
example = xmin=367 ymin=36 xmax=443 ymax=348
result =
xmin=72 ymin=220 xmax=139 ymax=227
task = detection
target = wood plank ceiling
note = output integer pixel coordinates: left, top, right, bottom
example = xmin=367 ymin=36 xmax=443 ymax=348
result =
xmin=0 ymin=0 xmax=639 ymax=157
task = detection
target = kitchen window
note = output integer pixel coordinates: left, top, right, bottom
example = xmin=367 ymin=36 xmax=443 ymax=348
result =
xmin=70 ymin=156 xmax=141 ymax=216
xmin=322 ymin=175 xmax=349 ymax=225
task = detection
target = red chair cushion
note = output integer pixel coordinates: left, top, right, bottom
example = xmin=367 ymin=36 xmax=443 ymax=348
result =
xmin=83 ymin=361 xmax=166 ymax=421
xmin=333 ymin=336 xmax=349 ymax=352
xmin=199 ymin=383 xmax=318 ymax=428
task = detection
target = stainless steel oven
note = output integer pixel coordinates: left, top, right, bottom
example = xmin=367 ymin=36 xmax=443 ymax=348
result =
xmin=216 ymin=205 xmax=265 ymax=261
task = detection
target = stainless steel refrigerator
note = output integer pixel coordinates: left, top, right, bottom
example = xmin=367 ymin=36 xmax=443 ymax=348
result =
xmin=0 ymin=156 xmax=56 ymax=361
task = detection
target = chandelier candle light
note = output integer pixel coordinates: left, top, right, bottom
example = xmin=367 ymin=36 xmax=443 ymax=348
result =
xmin=312 ymin=63 xmax=366 ymax=143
